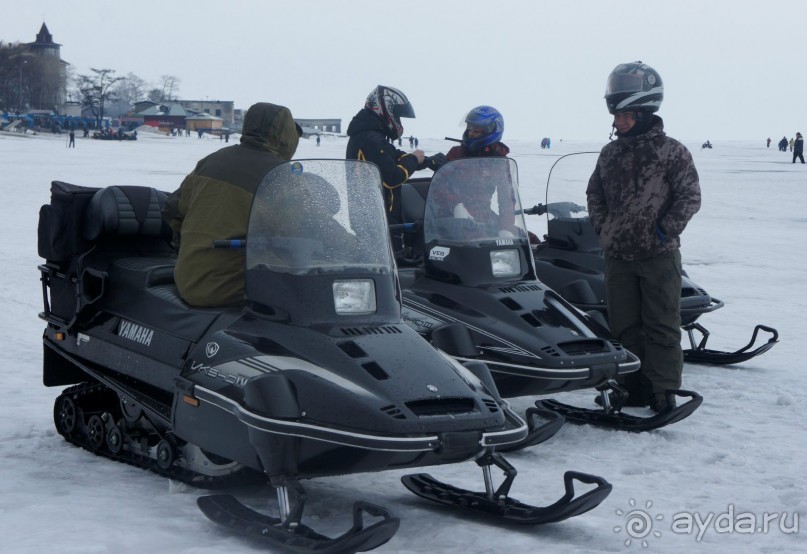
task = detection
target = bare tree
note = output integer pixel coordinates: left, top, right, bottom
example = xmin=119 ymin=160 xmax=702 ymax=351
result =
xmin=76 ymin=68 xmax=123 ymax=129
xmin=113 ymin=72 xmax=149 ymax=105
xmin=159 ymin=74 xmax=181 ymax=102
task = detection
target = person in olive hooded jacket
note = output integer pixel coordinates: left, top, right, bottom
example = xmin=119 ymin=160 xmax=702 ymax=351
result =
xmin=162 ymin=102 xmax=302 ymax=307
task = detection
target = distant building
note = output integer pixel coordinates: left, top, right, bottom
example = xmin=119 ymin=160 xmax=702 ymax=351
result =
xmin=176 ymin=100 xmax=234 ymax=129
xmin=185 ymin=112 xmax=224 ymax=134
xmin=20 ymin=23 xmax=69 ymax=110
xmin=137 ymin=103 xmax=191 ymax=132
xmin=294 ymin=118 xmax=342 ymax=134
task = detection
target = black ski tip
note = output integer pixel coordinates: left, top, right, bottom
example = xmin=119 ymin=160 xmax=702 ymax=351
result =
xmin=198 ymin=494 xmax=400 ymax=553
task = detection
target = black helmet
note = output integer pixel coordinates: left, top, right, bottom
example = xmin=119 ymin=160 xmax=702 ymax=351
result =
xmin=365 ymin=85 xmax=415 ymax=139
xmin=604 ymin=61 xmax=663 ymax=114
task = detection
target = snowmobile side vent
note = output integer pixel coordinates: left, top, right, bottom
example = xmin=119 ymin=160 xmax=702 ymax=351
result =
xmin=541 ymin=346 xmax=561 ymax=357
xmin=609 ymin=340 xmax=624 ymax=352
xmin=499 ymin=297 xmax=523 ymax=311
xmin=405 ymin=397 xmax=477 ymax=416
xmin=340 ymin=326 xmax=403 ymax=336
xmin=498 ymin=284 xmax=542 ymax=294
xmin=338 ymin=341 xmax=368 ymax=358
xmin=380 ymin=405 xmax=407 ymax=420
xmin=362 ymin=361 xmax=389 ymax=380
xmin=557 ymin=339 xmax=608 ymax=355
xmin=482 ymin=399 xmax=500 ymax=414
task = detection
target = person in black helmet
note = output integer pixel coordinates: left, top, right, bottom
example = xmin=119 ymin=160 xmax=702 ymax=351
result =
xmin=586 ymin=61 xmax=702 ymax=414
xmin=346 ymin=85 xmax=446 ymax=251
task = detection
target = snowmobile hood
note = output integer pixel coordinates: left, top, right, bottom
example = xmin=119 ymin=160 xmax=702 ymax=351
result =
xmin=240 ymin=102 xmax=300 ymax=160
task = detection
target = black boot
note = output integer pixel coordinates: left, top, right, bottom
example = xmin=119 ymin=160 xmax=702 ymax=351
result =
xmin=650 ymin=393 xmax=677 ymax=414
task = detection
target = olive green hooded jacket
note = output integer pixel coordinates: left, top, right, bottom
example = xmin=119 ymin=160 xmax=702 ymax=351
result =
xmin=162 ymin=103 xmax=300 ymax=307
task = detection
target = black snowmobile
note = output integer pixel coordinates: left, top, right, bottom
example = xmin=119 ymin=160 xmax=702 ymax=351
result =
xmin=528 ymin=152 xmax=778 ymax=366
xmin=37 ymin=159 xmax=613 ymax=554
xmin=395 ymin=157 xmax=701 ymax=434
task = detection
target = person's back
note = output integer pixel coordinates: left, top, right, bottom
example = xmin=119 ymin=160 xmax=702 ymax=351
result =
xmin=162 ymin=102 xmax=301 ymax=307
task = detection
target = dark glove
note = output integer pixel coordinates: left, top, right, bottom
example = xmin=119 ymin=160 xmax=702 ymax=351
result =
xmin=426 ymin=152 xmax=448 ymax=171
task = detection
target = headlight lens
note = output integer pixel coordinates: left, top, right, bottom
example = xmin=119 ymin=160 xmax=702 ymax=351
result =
xmin=333 ymin=280 xmax=376 ymax=314
xmin=490 ymin=249 xmax=521 ymax=278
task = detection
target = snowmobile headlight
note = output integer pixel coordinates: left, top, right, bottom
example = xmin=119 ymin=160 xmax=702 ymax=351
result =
xmin=490 ymin=249 xmax=521 ymax=278
xmin=333 ymin=280 xmax=376 ymax=315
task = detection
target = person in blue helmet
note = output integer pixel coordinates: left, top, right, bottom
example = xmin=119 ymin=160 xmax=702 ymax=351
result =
xmin=446 ymin=105 xmax=509 ymax=161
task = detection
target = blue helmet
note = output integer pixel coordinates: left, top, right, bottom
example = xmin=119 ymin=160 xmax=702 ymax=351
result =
xmin=462 ymin=106 xmax=504 ymax=152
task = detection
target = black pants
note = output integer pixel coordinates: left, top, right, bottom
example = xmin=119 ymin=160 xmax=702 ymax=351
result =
xmin=605 ymin=250 xmax=684 ymax=400
xmin=793 ymin=151 xmax=804 ymax=163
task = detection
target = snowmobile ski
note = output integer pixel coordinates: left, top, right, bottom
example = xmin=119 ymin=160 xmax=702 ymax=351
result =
xmin=198 ymin=494 xmax=399 ymax=554
xmin=683 ymin=323 xmax=778 ymax=365
xmin=402 ymin=452 xmax=611 ymax=525
xmin=535 ymin=389 xmax=703 ymax=432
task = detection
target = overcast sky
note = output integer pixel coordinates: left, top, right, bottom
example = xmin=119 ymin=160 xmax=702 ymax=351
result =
xmin=5 ymin=0 xmax=804 ymax=142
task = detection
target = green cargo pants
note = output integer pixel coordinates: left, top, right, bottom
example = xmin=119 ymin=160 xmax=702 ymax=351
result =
xmin=605 ymin=249 xmax=683 ymax=401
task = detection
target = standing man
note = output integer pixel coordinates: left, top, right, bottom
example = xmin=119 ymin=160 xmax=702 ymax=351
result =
xmin=793 ymin=132 xmax=804 ymax=163
xmin=162 ymin=102 xmax=302 ymax=307
xmin=587 ymin=61 xmax=701 ymax=413
xmin=68 ymin=128 xmax=75 ymax=148
xmin=346 ymin=85 xmax=445 ymax=250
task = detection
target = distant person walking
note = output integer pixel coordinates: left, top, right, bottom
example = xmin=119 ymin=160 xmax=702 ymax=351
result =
xmin=68 ymin=129 xmax=75 ymax=148
xmin=316 ymin=134 xmax=321 ymax=146
xmin=779 ymin=136 xmax=788 ymax=152
xmin=789 ymin=137 xmax=794 ymax=152
xmin=793 ymin=132 xmax=804 ymax=163
xmin=766 ymin=137 xmax=771 ymax=148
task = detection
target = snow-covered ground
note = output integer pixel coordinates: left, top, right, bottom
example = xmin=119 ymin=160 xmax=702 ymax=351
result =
xmin=0 ymin=130 xmax=804 ymax=553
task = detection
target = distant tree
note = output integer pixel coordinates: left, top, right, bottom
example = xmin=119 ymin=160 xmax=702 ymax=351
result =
xmin=76 ymin=68 xmax=123 ymax=129
xmin=113 ymin=72 xmax=149 ymax=105
xmin=159 ymin=74 xmax=181 ymax=101
xmin=146 ymin=88 xmax=163 ymax=103
xmin=0 ymin=42 xmax=36 ymax=112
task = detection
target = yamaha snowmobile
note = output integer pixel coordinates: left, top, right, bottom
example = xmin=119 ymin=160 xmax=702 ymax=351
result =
xmin=37 ymin=159 xmax=612 ymax=553
xmin=395 ymin=157 xmax=701 ymax=434
xmin=527 ymin=152 xmax=778 ymax=366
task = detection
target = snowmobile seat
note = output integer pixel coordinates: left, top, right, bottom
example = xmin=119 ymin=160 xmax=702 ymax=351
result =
xmin=401 ymin=179 xmax=430 ymax=224
xmin=39 ymin=184 xmax=174 ymax=329
xmin=400 ymin=179 xmax=431 ymax=261
xmin=98 ymin=257 xmax=225 ymax=341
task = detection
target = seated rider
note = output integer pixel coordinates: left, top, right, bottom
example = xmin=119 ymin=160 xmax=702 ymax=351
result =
xmin=162 ymin=102 xmax=302 ymax=307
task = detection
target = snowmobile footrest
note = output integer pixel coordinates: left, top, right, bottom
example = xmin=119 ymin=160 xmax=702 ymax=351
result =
xmin=401 ymin=470 xmax=611 ymax=525
xmin=197 ymin=494 xmax=399 ymax=554
xmin=536 ymin=389 xmax=703 ymax=432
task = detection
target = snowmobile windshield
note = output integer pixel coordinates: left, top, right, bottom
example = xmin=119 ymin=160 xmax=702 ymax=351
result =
xmin=246 ymin=160 xmax=392 ymax=274
xmin=424 ymin=157 xmax=528 ymax=245
xmin=530 ymin=151 xmax=599 ymax=251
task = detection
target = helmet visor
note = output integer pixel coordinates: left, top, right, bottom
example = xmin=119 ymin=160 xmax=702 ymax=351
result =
xmin=392 ymin=102 xmax=415 ymax=119
xmin=606 ymin=73 xmax=643 ymax=95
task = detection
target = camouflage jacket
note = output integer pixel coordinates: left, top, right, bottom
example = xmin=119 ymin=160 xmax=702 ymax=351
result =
xmin=586 ymin=116 xmax=701 ymax=261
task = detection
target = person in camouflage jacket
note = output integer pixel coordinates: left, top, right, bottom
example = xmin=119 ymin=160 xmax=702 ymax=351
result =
xmin=586 ymin=62 xmax=701 ymax=413
xmin=162 ymin=102 xmax=301 ymax=307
